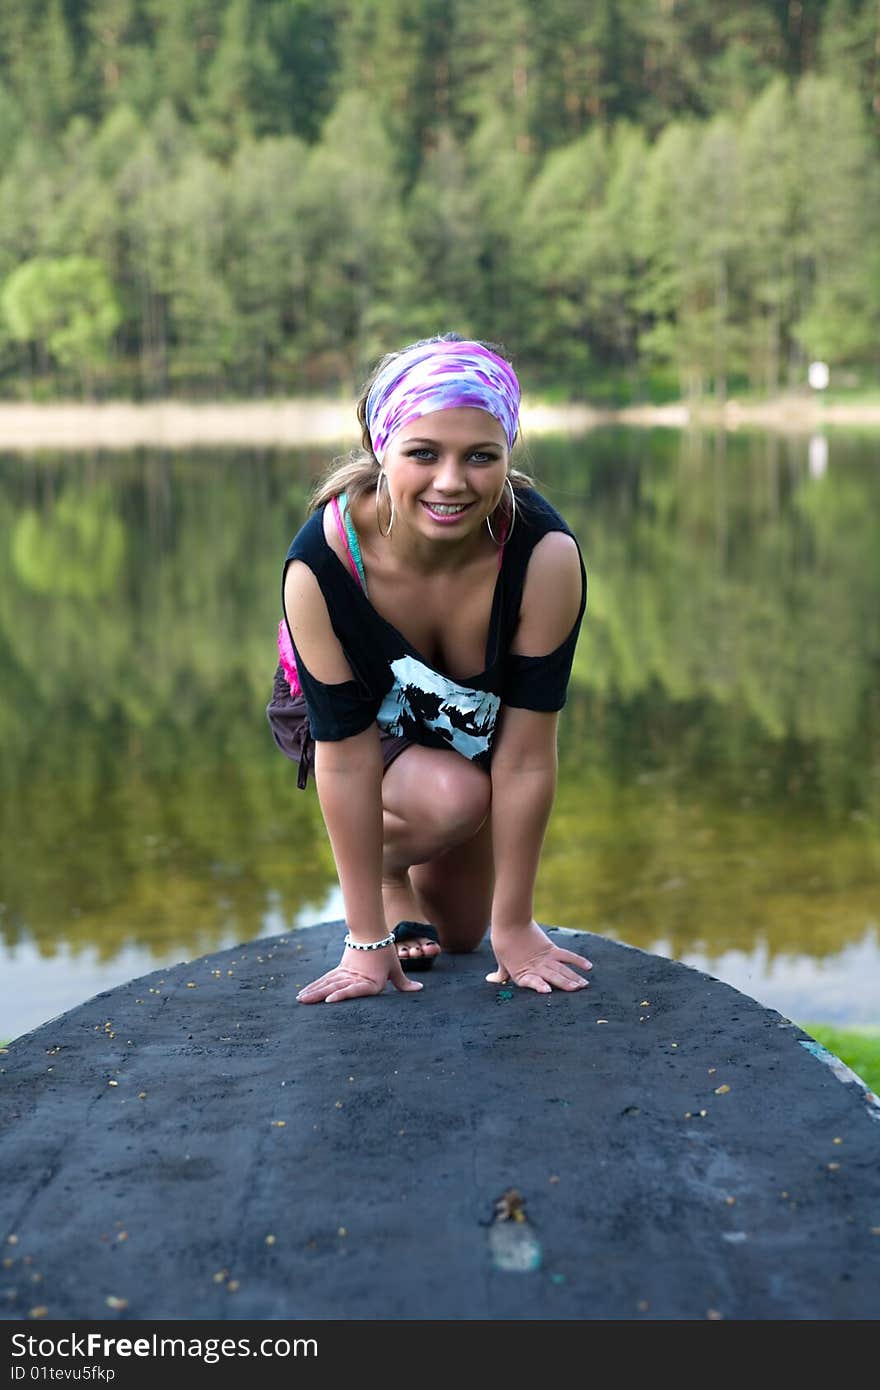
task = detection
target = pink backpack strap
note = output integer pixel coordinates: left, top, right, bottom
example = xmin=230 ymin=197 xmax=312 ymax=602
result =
xmin=277 ymin=618 xmax=301 ymax=696
xmin=278 ymin=494 xmax=365 ymax=700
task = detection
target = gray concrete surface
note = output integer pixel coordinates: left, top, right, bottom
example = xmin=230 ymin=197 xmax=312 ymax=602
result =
xmin=1 ymin=924 xmax=879 ymax=1321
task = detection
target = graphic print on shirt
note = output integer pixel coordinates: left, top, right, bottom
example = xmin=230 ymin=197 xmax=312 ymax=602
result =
xmin=376 ymin=654 xmax=500 ymax=760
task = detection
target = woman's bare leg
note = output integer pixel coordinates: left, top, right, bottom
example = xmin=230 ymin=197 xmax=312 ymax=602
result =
xmin=380 ymin=746 xmax=492 ymax=963
xmin=409 ymin=815 xmax=493 ymax=951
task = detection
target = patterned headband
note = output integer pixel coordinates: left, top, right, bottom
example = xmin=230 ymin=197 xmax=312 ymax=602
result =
xmin=365 ymin=340 xmax=520 ymax=463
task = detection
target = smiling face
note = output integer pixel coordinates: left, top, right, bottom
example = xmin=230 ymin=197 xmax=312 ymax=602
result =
xmin=381 ymin=407 xmax=509 ymax=542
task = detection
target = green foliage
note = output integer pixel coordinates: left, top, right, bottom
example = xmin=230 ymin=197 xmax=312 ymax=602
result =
xmin=1 ymin=255 xmax=122 ymax=383
xmin=0 ymin=3 xmax=877 ymax=397
xmin=800 ymin=1025 xmax=880 ymax=1093
xmin=789 ymin=74 xmax=880 ymax=364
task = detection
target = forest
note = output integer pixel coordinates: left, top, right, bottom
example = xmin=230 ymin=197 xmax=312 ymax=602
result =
xmin=0 ymin=0 xmax=878 ymax=400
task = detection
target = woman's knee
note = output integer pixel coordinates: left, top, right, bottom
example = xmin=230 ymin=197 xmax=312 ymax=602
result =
xmin=439 ymin=928 xmax=484 ymax=954
xmin=386 ymin=751 xmax=490 ymax=847
xmin=421 ymin=760 xmax=490 ymax=843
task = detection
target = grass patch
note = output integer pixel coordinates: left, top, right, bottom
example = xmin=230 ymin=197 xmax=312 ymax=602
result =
xmin=799 ymin=1024 xmax=880 ymax=1094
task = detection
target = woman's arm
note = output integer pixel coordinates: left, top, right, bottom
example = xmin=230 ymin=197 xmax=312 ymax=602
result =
xmin=314 ymin=727 xmax=386 ymax=944
xmin=489 ymin=704 xmax=558 ymax=929
xmin=488 ymin=531 xmax=592 ymax=992
xmin=284 ymin=560 xmax=421 ymax=1003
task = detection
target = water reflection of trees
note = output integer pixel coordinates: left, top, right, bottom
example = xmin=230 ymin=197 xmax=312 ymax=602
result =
xmin=0 ymin=446 xmax=328 ymax=960
xmin=545 ymin=427 xmax=879 ymax=812
xmin=0 ymin=431 xmax=877 ymax=964
xmin=546 ymin=741 xmax=879 ymax=961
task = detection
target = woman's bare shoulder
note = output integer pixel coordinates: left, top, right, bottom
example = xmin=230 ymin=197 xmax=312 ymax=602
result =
xmin=514 ymin=530 xmax=584 ymax=656
xmin=283 ymin=556 xmax=354 ymax=684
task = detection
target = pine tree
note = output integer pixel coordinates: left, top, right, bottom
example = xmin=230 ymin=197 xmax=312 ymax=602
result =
xmin=738 ymin=77 xmax=798 ymax=391
xmin=791 ymin=72 xmax=880 ymax=365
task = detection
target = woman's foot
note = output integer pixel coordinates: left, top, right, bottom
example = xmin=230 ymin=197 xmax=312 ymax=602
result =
xmin=382 ymin=871 xmax=442 ymax=965
xmin=392 ymin=922 xmax=441 ymax=970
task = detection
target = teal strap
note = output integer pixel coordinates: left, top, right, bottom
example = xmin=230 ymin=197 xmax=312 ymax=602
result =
xmin=339 ymin=490 xmax=368 ymax=594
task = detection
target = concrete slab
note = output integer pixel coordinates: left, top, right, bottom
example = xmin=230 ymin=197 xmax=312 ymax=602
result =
xmin=1 ymin=925 xmax=878 ymax=1321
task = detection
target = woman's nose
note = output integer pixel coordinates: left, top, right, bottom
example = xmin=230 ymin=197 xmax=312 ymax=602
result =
xmin=433 ymin=455 xmax=468 ymax=491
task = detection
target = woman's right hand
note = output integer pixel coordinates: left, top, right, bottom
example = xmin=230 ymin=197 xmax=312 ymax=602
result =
xmin=296 ymin=943 xmax=424 ymax=1004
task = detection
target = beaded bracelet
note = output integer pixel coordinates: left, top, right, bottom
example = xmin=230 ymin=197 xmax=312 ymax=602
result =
xmin=343 ymin=929 xmax=396 ymax=951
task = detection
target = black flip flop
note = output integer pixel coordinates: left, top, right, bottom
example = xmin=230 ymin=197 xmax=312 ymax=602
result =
xmin=393 ymin=921 xmax=441 ymax=972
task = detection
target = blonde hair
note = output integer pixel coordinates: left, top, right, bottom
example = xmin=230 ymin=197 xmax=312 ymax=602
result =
xmin=309 ymin=333 xmax=532 ymax=513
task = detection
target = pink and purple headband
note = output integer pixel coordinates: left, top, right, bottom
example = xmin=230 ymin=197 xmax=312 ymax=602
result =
xmin=365 ymin=339 xmax=520 ymax=463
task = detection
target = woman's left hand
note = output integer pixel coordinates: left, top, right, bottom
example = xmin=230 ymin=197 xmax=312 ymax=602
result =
xmin=486 ymin=920 xmax=592 ymax=994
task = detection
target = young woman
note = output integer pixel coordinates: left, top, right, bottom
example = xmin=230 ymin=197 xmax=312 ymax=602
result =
xmin=267 ymin=334 xmax=591 ymax=1004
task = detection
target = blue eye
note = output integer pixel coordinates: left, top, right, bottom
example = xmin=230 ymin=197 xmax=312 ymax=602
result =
xmin=405 ymin=447 xmax=499 ymax=464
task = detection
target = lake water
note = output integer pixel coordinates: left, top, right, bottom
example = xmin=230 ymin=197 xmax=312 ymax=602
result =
xmin=1 ymin=427 xmax=878 ymax=1040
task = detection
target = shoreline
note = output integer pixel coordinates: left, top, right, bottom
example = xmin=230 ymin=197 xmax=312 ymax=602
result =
xmin=0 ymin=394 xmax=879 ymax=450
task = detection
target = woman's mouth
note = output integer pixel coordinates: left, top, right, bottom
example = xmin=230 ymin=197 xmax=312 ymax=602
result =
xmin=420 ymin=500 xmax=475 ymax=522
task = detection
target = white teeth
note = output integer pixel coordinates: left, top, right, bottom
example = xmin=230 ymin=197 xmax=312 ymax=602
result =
xmin=424 ymin=503 xmax=469 ymax=514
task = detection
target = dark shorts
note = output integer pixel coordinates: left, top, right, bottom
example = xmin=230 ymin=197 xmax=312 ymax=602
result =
xmin=266 ymin=663 xmax=412 ymax=790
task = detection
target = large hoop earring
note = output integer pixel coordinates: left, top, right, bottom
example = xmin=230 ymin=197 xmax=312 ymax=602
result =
xmin=376 ymin=469 xmax=395 ymax=537
xmin=486 ymin=475 xmax=516 ymax=545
